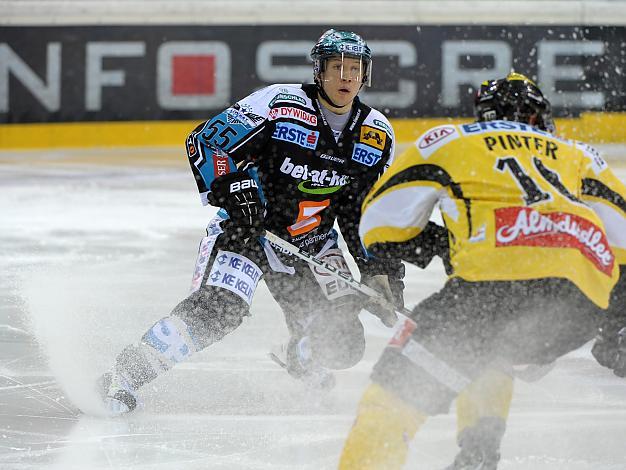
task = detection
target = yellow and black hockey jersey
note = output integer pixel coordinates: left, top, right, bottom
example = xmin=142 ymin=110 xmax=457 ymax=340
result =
xmin=360 ymin=120 xmax=626 ymax=308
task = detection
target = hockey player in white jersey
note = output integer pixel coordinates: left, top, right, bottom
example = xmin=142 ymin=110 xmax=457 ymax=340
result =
xmin=96 ymin=29 xmax=405 ymax=415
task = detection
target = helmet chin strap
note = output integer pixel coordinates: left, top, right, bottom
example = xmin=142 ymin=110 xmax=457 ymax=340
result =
xmin=316 ymin=79 xmax=342 ymax=109
xmin=315 ymin=78 xmax=364 ymax=111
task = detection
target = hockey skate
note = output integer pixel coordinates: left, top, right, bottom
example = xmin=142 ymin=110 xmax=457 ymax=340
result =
xmin=269 ymin=342 xmax=336 ymax=391
xmin=444 ymin=446 xmax=500 ymax=470
xmin=97 ymin=371 xmax=141 ymax=416
xmin=444 ymin=418 xmax=504 ymax=470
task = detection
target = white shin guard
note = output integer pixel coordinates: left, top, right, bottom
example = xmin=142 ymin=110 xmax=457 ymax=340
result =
xmin=140 ymin=316 xmax=199 ymax=371
xmin=104 ymin=316 xmax=199 ymax=415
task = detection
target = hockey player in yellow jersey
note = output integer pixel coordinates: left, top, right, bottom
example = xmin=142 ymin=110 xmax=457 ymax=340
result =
xmin=440 ymin=77 xmax=626 ymax=470
xmin=441 ymin=77 xmax=626 ymax=469
xmin=338 ymin=73 xmax=626 ymax=469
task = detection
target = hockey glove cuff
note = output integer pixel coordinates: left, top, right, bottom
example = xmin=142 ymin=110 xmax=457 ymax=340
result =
xmin=362 ymin=274 xmax=404 ymax=327
xmin=365 ymin=222 xmax=450 ymax=272
xmin=592 ymin=320 xmax=626 ymax=378
xmin=209 ymin=171 xmax=264 ymax=236
xmin=410 ymin=222 xmax=450 ymax=270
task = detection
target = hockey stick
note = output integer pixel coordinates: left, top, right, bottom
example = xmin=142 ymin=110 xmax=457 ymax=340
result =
xmin=262 ymin=230 xmax=414 ymax=317
xmin=262 ymin=230 xmax=472 ymax=392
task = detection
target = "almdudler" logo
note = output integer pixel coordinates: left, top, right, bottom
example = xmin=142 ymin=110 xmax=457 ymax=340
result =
xmin=495 ymin=207 xmax=614 ymax=275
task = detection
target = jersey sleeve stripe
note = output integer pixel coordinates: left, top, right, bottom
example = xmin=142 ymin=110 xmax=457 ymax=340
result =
xmin=367 ymin=163 xmax=472 ymax=237
xmin=369 ymin=164 xmax=454 ymax=201
xmin=360 ymin=185 xmax=441 ymax=248
xmin=582 ymin=178 xmax=626 ymax=214
xmin=228 ymin=124 xmax=267 ymax=154
xmin=586 ymin=200 xmax=626 ymax=254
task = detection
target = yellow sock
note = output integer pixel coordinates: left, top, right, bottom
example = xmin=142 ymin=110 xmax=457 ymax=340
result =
xmin=456 ymin=369 xmax=513 ymax=436
xmin=339 ymin=383 xmax=427 ymax=470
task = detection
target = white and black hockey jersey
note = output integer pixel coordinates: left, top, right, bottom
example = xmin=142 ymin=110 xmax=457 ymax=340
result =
xmin=186 ymin=83 xmax=396 ymax=273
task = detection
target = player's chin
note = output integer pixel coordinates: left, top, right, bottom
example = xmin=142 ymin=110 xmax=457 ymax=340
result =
xmin=334 ymin=91 xmax=354 ymax=106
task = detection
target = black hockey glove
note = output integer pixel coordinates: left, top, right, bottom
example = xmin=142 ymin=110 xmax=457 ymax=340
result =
xmin=402 ymin=222 xmax=450 ymax=270
xmin=208 ymin=171 xmax=264 ymax=236
xmin=368 ymin=222 xmax=450 ymax=272
xmin=360 ymin=262 xmax=405 ymax=327
xmin=592 ymin=266 xmax=626 ymax=377
xmin=592 ymin=320 xmax=626 ymax=378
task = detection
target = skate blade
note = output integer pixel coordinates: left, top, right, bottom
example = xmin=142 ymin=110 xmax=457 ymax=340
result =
xmin=268 ymin=351 xmax=287 ymax=369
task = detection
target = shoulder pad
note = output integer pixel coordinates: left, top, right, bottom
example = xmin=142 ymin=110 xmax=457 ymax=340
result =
xmin=576 ymin=140 xmax=608 ymax=175
xmin=225 ymin=84 xmax=310 ymax=131
xmin=253 ymin=84 xmax=313 ymax=109
xmin=363 ymin=109 xmax=395 ymax=139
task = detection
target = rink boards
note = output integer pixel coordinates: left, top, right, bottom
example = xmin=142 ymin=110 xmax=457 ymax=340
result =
xmin=1 ymin=13 xmax=625 ymax=150
xmin=2 ymin=114 xmax=626 ymax=151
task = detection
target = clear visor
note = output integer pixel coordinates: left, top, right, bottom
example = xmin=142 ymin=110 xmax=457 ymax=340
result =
xmin=321 ymin=53 xmax=372 ymax=87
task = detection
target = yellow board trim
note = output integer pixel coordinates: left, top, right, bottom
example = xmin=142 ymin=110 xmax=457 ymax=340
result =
xmin=1 ymin=113 xmax=625 ymax=150
xmin=0 ymin=120 xmax=197 ymax=149
xmin=390 ymin=112 xmax=626 ymax=145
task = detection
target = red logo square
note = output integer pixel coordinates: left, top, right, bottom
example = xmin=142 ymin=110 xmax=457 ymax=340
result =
xmin=172 ymin=55 xmax=215 ymax=95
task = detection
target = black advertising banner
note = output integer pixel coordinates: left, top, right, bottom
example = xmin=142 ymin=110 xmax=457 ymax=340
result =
xmin=1 ymin=25 xmax=624 ymax=123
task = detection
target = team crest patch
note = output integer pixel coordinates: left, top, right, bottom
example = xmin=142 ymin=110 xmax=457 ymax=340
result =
xmin=495 ymin=207 xmax=614 ymax=276
xmin=269 ymin=107 xmax=318 ymax=126
xmin=416 ymin=125 xmax=460 ymax=158
xmin=576 ymin=141 xmax=608 ymax=175
xmin=187 ymin=143 xmax=197 ymax=157
xmin=352 ymin=143 xmax=383 ymax=167
xmin=373 ymin=119 xmax=393 ymax=135
xmin=360 ymin=126 xmax=386 ymax=151
xmin=269 ymin=93 xmax=307 ymax=107
xmin=206 ymin=250 xmax=262 ymax=305
xmin=272 ymin=122 xmax=319 ymax=150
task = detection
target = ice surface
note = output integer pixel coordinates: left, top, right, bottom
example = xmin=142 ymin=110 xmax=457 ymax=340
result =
xmin=1 ymin=149 xmax=626 ymax=469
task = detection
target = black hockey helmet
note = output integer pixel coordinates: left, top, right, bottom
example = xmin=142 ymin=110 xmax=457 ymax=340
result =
xmin=474 ymin=72 xmax=556 ymax=133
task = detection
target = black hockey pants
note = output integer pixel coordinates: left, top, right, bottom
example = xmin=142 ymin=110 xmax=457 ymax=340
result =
xmin=174 ymin=216 xmax=366 ymax=371
xmin=371 ymin=277 xmax=602 ymax=414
